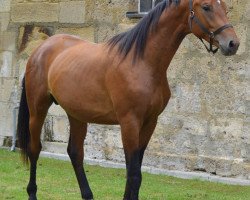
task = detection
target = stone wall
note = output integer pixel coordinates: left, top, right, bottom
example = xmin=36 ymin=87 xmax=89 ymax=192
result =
xmin=0 ymin=0 xmax=249 ymax=180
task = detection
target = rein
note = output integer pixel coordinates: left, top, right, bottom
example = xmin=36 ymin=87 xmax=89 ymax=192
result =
xmin=188 ymin=0 xmax=233 ymax=54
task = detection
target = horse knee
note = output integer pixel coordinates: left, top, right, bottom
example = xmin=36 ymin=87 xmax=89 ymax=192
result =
xmin=67 ymin=148 xmax=76 ymax=160
xmin=67 ymin=148 xmax=81 ymax=163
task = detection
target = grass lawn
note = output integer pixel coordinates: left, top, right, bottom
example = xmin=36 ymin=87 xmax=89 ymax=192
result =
xmin=0 ymin=148 xmax=249 ymax=200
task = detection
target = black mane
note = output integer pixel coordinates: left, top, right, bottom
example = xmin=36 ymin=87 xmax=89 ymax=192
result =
xmin=108 ymin=0 xmax=181 ymax=60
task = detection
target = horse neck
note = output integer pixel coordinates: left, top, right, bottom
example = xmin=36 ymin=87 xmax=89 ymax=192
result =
xmin=144 ymin=4 xmax=190 ymax=73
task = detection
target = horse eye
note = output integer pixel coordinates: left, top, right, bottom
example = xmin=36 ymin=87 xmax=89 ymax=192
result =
xmin=202 ymin=5 xmax=211 ymax=12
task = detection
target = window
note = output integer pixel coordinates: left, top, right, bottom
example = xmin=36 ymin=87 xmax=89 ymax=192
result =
xmin=139 ymin=0 xmax=164 ymax=13
xmin=126 ymin=0 xmax=164 ymax=18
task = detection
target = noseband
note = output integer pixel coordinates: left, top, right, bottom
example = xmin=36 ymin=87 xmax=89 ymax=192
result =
xmin=188 ymin=0 xmax=233 ymax=54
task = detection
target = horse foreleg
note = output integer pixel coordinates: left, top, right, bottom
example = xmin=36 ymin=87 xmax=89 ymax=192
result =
xmin=119 ymin=113 xmax=143 ymax=200
xmin=138 ymin=118 xmax=158 ymax=167
xmin=121 ymin=116 xmax=158 ymax=200
xmin=67 ymin=116 xmax=93 ymax=200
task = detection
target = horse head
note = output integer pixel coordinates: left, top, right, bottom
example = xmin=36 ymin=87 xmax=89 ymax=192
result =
xmin=188 ymin=0 xmax=240 ymax=55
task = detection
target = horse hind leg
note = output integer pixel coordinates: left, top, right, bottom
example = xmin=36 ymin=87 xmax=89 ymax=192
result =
xmin=67 ymin=115 xmax=93 ymax=200
xmin=26 ymin=114 xmax=47 ymax=199
xmin=27 ymin=102 xmax=53 ymax=200
xmin=17 ymin=77 xmax=53 ymax=199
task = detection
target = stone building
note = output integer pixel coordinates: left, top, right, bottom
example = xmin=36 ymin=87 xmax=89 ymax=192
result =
xmin=0 ymin=0 xmax=249 ymax=180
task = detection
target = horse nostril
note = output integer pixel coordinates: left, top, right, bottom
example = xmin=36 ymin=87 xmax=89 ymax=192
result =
xmin=228 ymin=40 xmax=239 ymax=50
xmin=229 ymin=40 xmax=235 ymax=48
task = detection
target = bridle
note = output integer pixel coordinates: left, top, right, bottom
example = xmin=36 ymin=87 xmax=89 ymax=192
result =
xmin=188 ymin=0 xmax=233 ymax=54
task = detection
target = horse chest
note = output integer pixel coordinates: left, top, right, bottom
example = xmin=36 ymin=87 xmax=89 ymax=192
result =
xmin=148 ymin=83 xmax=170 ymax=115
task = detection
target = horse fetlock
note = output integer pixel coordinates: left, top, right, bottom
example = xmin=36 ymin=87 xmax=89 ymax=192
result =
xmin=27 ymin=183 xmax=37 ymax=195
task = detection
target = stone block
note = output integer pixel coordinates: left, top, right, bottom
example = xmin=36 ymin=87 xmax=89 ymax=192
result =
xmin=0 ymin=0 xmax=10 ymax=12
xmin=0 ymin=12 xmax=10 ymax=31
xmin=203 ymin=83 xmax=246 ymax=115
xmin=42 ymin=141 xmax=68 ymax=155
xmin=55 ymin=27 xmax=94 ymax=42
xmin=51 ymin=116 xmax=69 ymax=143
xmin=185 ymin=56 xmax=213 ymax=83
xmin=96 ymin=24 xmax=116 ymax=43
xmin=103 ymin=126 xmax=122 ymax=149
xmin=150 ymin=114 xmax=208 ymax=158
xmin=226 ymin=0 xmax=248 ymax=23
xmin=11 ymin=2 xmax=59 ymax=23
xmin=186 ymin=34 xmax=208 ymax=54
xmin=210 ymin=118 xmax=244 ymax=140
xmin=0 ymin=137 xmax=3 ymax=146
xmin=175 ymin=37 xmax=190 ymax=55
xmin=48 ymin=104 xmax=67 ymax=117
xmin=247 ymin=87 xmax=250 ymax=105
xmin=0 ymin=102 xmax=13 ymax=137
xmin=84 ymin=124 xmax=121 ymax=160
xmin=85 ymin=144 xmax=105 ymax=160
xmin=167 ymin=54 xmax=186 ymax=82
xmin=16 ymin=58 xmax=27 ymax=81
xmin=117 ymin=23 xmax=135 ymax=33
xmin=234 ymin=24 xmax=248 ymax=55
xmin=222 ymin=59 xmax=249 ymax=82
xmin=90 ymin=0 xmax=130 ymax=24
xmin=174 ymin=83 xmax=201 ymax=113
xmin=246 ymin=101 xmax=250 ymax=116
xmin=59 ymin=1 xmax=85 ymax=24
xmin=246 ymin=2 xmax=250 ymax=20
xmin=0 ymin=31 xmax=16 ymax=51
xmin=42 ymin=115 xmax=69 ymax=143
xmin=0 ymin=51 xmax=13 ymax=77
xmin=242 ymin=120 xmax=250 ymax=161
xmin=0 ymin=78 xmax=16 ymax=102
xmin=181 ymin=116 xmax=208 ymax=136
xmin=208 ymin=118 xmax=244 ymax=158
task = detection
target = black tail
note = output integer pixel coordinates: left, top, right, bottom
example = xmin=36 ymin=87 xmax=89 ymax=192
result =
xmin=17 ymin=77 xmax=30 ymax=164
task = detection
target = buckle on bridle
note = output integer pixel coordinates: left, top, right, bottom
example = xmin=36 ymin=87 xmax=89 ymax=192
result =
xmin=190 ymin=10 xmax=195 ymax=18
xmin=210 ymin=32 xmax=215 ymax=39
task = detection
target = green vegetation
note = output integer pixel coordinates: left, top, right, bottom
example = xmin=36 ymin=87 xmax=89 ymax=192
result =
xmin=0 ymin=148 xmax=249 ymax=200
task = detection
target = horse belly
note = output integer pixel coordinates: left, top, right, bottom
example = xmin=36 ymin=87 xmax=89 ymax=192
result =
xmin=49 ymin=70 xmax=118 ymax=124
xmin=64 ymin=99 xmax=118 ymax=125
xmin=50 ymin=79 xmax=118 ymax=124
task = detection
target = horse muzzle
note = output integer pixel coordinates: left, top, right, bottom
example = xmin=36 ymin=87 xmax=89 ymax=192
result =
xmin=219 ymin=38 xmax=240 ymax=56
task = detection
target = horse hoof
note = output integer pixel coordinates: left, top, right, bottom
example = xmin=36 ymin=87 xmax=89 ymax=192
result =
xmin=83 ymin=193 xmax=93 ymax=200
xmin=28 ymin=194 xmax=37 ymax=200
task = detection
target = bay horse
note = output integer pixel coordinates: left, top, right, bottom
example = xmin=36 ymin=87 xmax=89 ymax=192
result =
xmin=17 ymin=0 xmax=239 ymax=199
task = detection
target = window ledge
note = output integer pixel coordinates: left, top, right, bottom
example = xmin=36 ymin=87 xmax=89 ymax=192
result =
xmin=126 ymin=12 xmax=146 ymax=19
